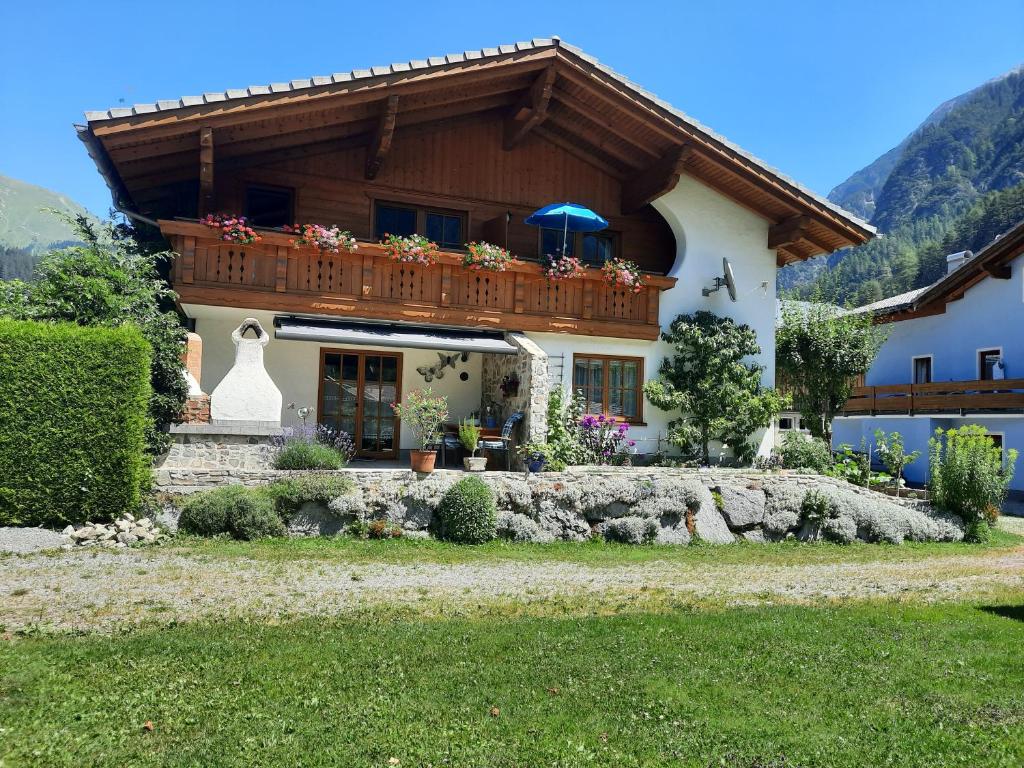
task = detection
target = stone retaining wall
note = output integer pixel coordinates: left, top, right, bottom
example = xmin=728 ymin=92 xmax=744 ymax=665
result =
xmin=156 ymin=466 xmax=964 ymax=545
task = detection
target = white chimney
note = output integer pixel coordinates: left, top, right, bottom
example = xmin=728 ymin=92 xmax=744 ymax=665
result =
xmin=946 ymin=250 xmax=973 ymax=274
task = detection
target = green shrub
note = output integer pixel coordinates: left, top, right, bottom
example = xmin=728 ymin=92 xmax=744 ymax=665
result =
xmin=603 ymin=516 xmax=658 ymax=544
xmin=227 ymin=493 xmax=286 ymax=540
xmin=800 ymin=489 xmax=839 ymax=526
xmin=178 ymin=486 xmax=241 ymax=536
xmin=0 ymin=319 xmax=151 ymax=527
xmin=267 ymin=475 xmax=354 ymax=520
xmin=777 ymin=433 xmax=833 ymax=474
xmin=179 ymin=485 xmax=286 ymax=540
xmin=274 ymin=441 xmax=345 ymax=470
xmin=438 ymin=476 xmax=497 ymax=544
xmin=929 ymin=425 xmax=1018 ymax=540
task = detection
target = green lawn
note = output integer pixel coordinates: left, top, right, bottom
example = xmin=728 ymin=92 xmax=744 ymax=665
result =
xmin=162 ymin=526 xmax=1023 ymax=566
xmin=3 ymin=602 xmax=1023 ymax=767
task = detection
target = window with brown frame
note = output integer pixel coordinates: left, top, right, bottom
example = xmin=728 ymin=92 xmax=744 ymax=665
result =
xmin=572 ymin=354 xmax=644 ymax=423
xmin=244 ymin=185 xmax=293 ymax=228
xmin=373 ymin=200 xmax=467 ymax=250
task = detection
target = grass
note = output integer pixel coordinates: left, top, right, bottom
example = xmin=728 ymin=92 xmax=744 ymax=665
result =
xmin=162 ymin=526 xmax=1023 ymax=567
xmin=2 ymin=602 xmax=1023 ymax=766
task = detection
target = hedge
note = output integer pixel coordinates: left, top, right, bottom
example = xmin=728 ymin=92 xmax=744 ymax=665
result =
xmin=0 ymin=319 xmax=151 ymax=527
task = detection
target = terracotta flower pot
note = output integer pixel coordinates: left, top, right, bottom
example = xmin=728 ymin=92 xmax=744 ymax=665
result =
xmin=410 ymin=449 xmax=437 ymax=473
xmin=463 ymin=456 xmax=487 ymax=472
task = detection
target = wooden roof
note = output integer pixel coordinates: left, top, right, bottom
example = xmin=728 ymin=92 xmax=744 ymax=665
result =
xmin=77 ymin=38 xmax=874 ymax=264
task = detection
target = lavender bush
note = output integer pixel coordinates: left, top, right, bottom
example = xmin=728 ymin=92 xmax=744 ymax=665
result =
xmin=579 ymin=413 xmax=636 ymax=466
xmin=272 ymin=423 xmax=355 ymax=469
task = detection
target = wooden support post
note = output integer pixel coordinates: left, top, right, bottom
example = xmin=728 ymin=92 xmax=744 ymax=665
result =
xmin=620 ymin=144 xmax=691 ymax=214
xmin=181 ymin=236 xmax=196 ymax=284
xmin=198 ymin=127 xmax=214 ymax=216
xmin=361 ymin=253 xmax=375 ymax=297
xmin=646 ymin=287 xmax=660 ymax=326
xmin=275 ymin=246 xmax=289 ymax=292
xmin=503 ymin=66 xmax=556 ymax=150
xmin=440 ymin=264 xmax=452 ymax=306
xmin=365 ymin=95 xmax=399 ymax=179
xmin=582 ymin=279 xmax=594 ymax=320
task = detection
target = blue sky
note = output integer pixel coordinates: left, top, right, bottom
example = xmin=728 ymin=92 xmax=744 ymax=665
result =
xmin=2 ymin=0 xmax=1022 ymax=217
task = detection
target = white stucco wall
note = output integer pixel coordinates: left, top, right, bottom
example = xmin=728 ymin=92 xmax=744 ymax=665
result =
xmin=530 ymin=173 xmax=779 ymax=459
xmin=189 ymin=308 xmax=483 ymax=449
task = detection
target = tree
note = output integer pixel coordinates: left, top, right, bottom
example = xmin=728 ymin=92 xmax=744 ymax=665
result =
xmin=0 ymin=214 xmax=186 ymax=454
xmin=873 ymin=429 xmax=921 ymax=497
xmin=644 ymin=311 xmax=782 ymax=464
xmin=776 ymin=299 xmax=887 ymax=442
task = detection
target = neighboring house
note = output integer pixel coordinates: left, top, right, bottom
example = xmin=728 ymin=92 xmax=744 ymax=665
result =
xmin=76 ymin=38 xmax=871 ymax=461
xmin=833 ymin=220 xmax=1024 ymax=490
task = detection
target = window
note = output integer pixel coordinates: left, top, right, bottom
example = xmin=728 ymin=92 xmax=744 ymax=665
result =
xmin=573 ymin=355 xmax=643 ymax=423
xmin=374 ymin=201 xmax=466 ymax=250
xmin=374 ymin=203 xmax=417 ymax=239
xmin=913 ymin=356 xmax=933 ymax=384
xmin=540 ymin=227 xmax=574 ymax=257
xmin=425 ymin=211 xmax=463 ymax=250
xmin=979 ymin=349 xmax=1002 ymax=381
xmin=778 ymin=417 xmax=794 ymax=430
xmin=582 ymin=232 xmax=616 ymax=265
xmin=244 ymin=185 xmax=293 ymax=228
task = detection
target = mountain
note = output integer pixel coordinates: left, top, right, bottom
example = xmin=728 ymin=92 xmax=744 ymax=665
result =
xmin=0 ymin=174 xmax=94 ymax=280
xmin=829 ymin=65 xmax=1023 ymax=222
xmin=782 ymin=64 xmax=1024 ymax=305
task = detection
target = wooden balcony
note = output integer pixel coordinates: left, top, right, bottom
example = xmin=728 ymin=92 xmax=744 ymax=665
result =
xmin=161 ymin=220 xmax=676 ymax=340
xmin=841 ymin=379 xmax=1024 ymax=415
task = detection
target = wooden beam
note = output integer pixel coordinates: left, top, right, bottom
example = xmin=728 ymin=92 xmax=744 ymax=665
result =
xmin=620 ymin=144 xmax=691 ymax=214
xmin=503 ymin=66 xmax=555 ymax=150
xmin=365 ymin=95 xmax=399 ymax=179
xmin=533 ymin=125 xmax=627 ymax=179
xmin=550 ymin=86 xmax=660 ymax=160
xmin=768 ymin=215 xmax=811 ymax=249
xmin=198 ymin=126 xmax=214 ymax=216
xmin=984 ymin=262 xmax=1012 ymax=279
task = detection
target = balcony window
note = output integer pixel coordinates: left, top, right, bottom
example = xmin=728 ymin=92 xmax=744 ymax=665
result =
xmin=425 ymin=211 xmax=463 ymax=250
xmin=582 ymin=232 xmax=616 ymax=265
xmin=540 ymin=227 xmax=574 ymax=258
xmin=244 ymin=185 xmax=293 ymax=228
xmin=778 ymin=417 xmax=794 ymax=430
xmin=979 ymin=349 xmax=1003 ymax=380
xmin=913 ymin=356 xmax=932 ymax=384
xmin=374 ymin=203 xmax=417 ymax=239
xmin=573 ymin=354 xmax=643 ymax=423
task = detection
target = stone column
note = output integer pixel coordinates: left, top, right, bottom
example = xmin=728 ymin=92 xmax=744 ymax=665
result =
xmin=479 ymin=333 xmax=548 ymax=445
xmin=181 ymin=331 xmax=210 ymax=424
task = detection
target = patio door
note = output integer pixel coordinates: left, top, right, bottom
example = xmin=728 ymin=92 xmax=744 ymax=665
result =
xmin=319 ymin=350 xmax=402 ymax=458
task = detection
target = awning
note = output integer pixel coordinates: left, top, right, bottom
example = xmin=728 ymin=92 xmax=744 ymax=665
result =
xmin=273 ymin=317 xmax=518 ymax=355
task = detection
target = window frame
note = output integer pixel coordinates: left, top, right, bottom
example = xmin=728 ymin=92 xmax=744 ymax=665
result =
xmin=571 ymin=353 xmax=645 ymax=425
xmin=243 ymin=183 xmax=294 ymax=229
xmin=538 ymin=229 xmax=621 ymax=264
xmin=580 ymin=231 xmax=619 ymax=266
xmin=373 ymin=199 xmax=468 ymax=251
xmin=911 ymin=355 xmax=933 ymax=385
xmin=977 ymin=347 xmax=1003 ymax=381
xmin=778 ymin=416 xmax=794 ymax=431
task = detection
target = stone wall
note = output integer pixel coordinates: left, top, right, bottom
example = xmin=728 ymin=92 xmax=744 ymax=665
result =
xmin=480 ymin=333 xmax=548 ymax=447
xmin=158 ymin=423 xmax=282 ymax=471
xmin=156 ymin=466 xmax=964 ymax=545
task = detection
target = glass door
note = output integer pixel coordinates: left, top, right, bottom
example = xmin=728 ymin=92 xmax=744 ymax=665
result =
xmin=320 ymin=350 xmax=401 ymax=459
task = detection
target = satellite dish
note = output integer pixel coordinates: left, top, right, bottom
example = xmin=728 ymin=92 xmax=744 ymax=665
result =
xmin=702 ymin=257 xmax=738 ymax=301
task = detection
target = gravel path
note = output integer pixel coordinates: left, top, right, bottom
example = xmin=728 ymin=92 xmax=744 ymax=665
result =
xmin=2 ymin=544 xmax=1022 ymax=632
xmin=0 ymin=527 xmax=68 ymax=554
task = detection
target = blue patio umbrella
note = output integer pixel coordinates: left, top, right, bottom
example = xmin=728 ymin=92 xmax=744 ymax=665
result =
xmin=525 ymin=202 xmax=608 ymax=255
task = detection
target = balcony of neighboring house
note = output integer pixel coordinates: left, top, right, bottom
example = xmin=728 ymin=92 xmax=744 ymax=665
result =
xmin=841 ymin=379 xmax=1024 ymax=415
xmin=160 ymin=219 xmax=677 ymax=341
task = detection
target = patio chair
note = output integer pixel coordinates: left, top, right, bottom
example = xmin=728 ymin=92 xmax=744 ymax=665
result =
xmin=479 ymin=412 xmax=523 ymax=471
xmin=440 ymin=430 xmax=463 ymax=468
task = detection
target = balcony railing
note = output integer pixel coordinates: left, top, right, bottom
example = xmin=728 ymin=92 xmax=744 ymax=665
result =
xmin=160 ymin=220 xmax=676 ymax=340
xmin=841 ymin=379 xmax=1024 ymax=414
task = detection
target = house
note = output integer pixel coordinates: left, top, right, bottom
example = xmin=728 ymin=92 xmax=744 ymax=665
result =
xmin=76 ymin=38 xmax=872 ymax=464
xmin=833 ymin=220 xmax=1024 ymax=490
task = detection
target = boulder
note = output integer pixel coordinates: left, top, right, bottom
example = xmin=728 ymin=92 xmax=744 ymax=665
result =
xmin=718 ymin=486 xmax=765 ymax=529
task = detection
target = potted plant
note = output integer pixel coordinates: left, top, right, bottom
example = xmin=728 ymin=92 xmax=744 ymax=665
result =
xmin=542 ymin=253 xmax=585 ymax=281
xmin=463 ymin=241 xmax=518 ymax=272
xmin=284 ymin=223 xmax=357 ymax=253
xmin=459 ymin=419 xmax=486 ymax=471
xmin=380 ymin=233 xmax=440 ymax=266
xmin=200 ymin=213 xmax=261 ymax=245
xmin=601 ymin=257 xmax=645 ymax=293
xmin=518 ymin=442 xmax=552 ymax=473
xmin=392 ymin=388 xmax=448 ymax=473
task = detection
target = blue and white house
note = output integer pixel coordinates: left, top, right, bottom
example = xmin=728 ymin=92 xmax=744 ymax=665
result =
xmin=832 ymin=220 xmax=1024 ymax=491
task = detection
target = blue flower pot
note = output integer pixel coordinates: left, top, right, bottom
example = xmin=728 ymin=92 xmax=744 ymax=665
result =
xmin=527 ymin=457 xmax=546 ymax=473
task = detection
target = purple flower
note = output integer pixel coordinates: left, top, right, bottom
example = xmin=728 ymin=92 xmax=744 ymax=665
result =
xmin=628 ymin=440 xmax=636 ymax=447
